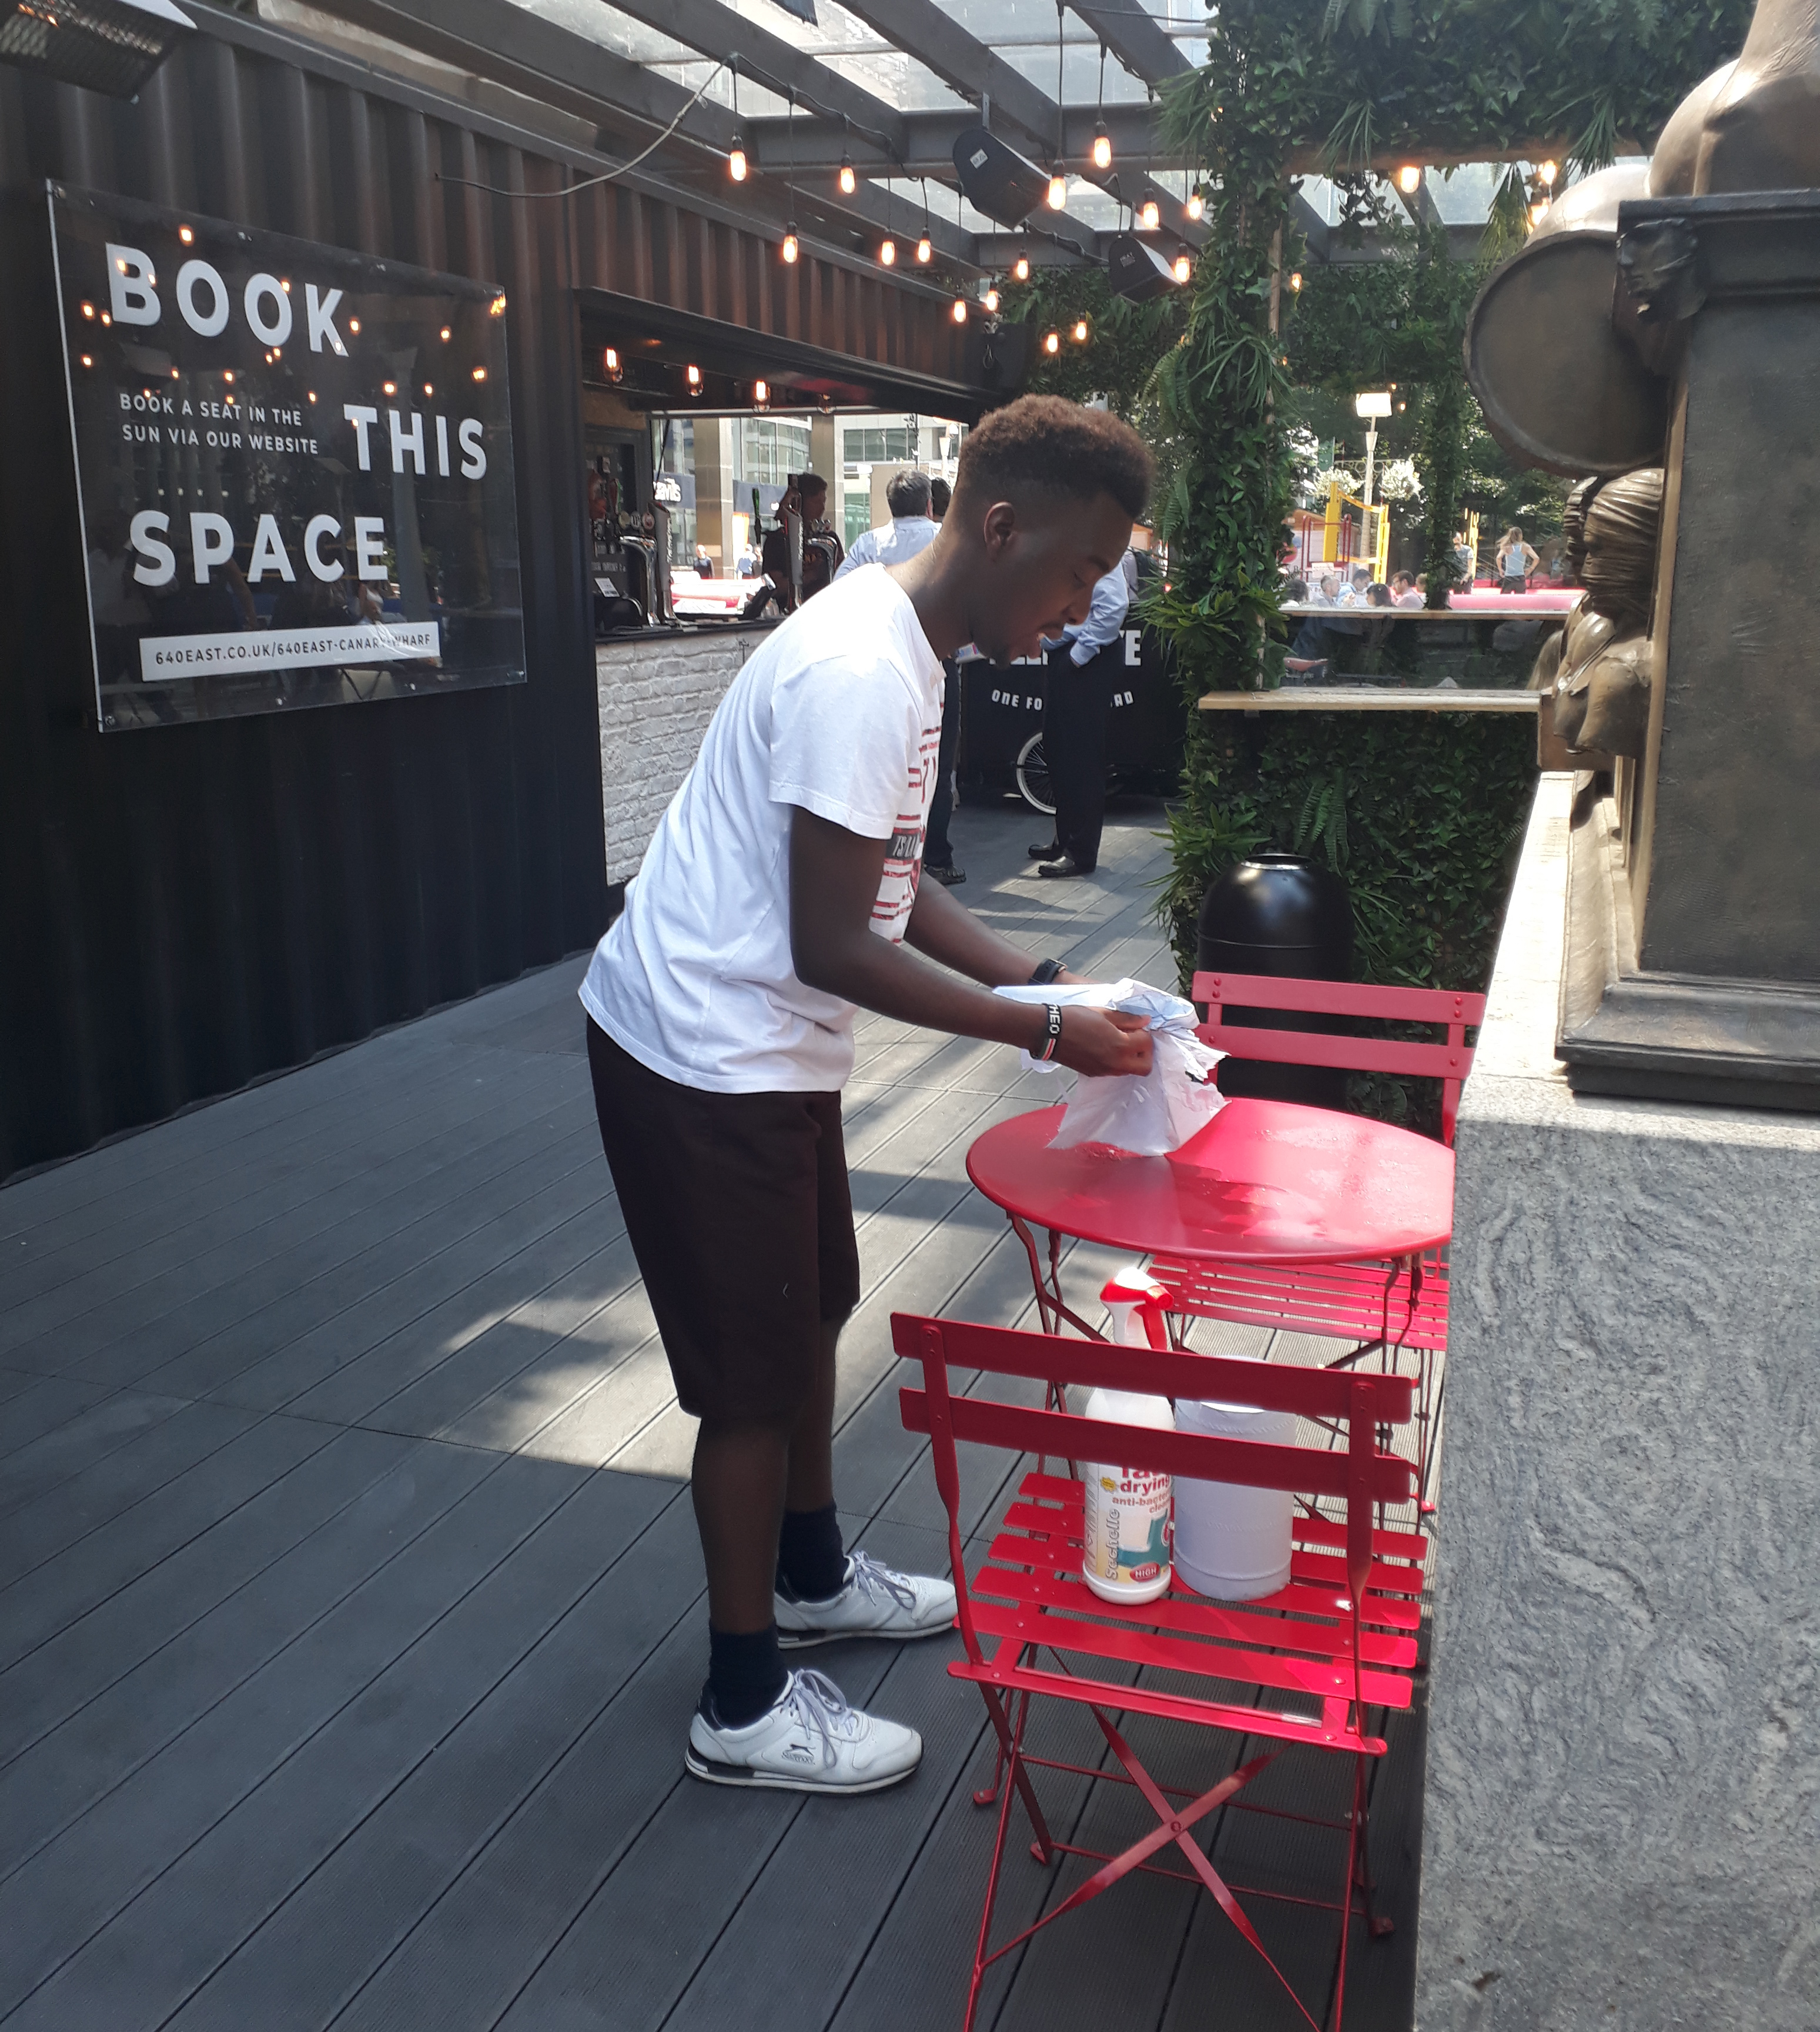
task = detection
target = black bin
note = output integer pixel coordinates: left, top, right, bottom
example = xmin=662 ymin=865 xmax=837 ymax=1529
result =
xmin=1196 ymin=853 xmax=1353 ymax=1108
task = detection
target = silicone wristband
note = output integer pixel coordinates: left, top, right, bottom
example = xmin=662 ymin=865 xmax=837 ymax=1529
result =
xmin=1037 ymin=1002 xmax=1063 ymax=1063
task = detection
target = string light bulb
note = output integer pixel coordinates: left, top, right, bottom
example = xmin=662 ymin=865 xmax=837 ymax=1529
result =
xmin=1013 ymin=249 xmax=1030 ymax=282
xmin=1091 ymin=121 xmax=1111 ymax=172
xmin=1289 ymin=270 xmax=1303 ymax=292
xmin=951 ymin=295 xmax=968 ymax=323
xmin=752 ymin=378 xmax=769 ymax=406
xmin=782 ymin=224 xmax=800 ymax=264
xmin=1047 ymin=165 xmax=1067 ymax=210
xmin=916 ymin=230 xmax=932 ymax=263
xmin=1072 ymin=317 xmax=1089 ymax=343
xmin=838 ymin=152 xmax=855 ymax=196
xmin=1397 ymin=163 xmax=1421 ymax=195
xmin=1185 ymin=190 xmax=1204 ymax=223
xmin=1540 ymin=159 xmax=1559 ymax=186
xmin=728 ymin=134 xmax=748 ymax=182
xmin=686 ymin=363 xmax=701 ymax=386
xmin=983 ymin=285 xmax=999 ymax=313
xmin=1043 ymin=329 xmax=1060 ymax=355
xmin=603 ymin=346 xmax=622 ymax=382
xmin=1139 ymin=198 xmax=1159 ymax=230
xmin=1172 ymin=245 xmax=1192 ymax=284
xmin=879 ymin=236 xmax=896 ymax=266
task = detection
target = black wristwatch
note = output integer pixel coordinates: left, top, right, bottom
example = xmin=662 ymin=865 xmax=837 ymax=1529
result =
xmin=1028 ymin=957 xmax=1064 ymax=987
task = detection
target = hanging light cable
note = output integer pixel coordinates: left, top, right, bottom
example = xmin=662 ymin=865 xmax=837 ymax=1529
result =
xmin=916 ymin=176 xmax=932 ymax=262
xmin=781 ymin=89 xmax=799 ymax=262
xmin=1092 ymin=42 xmax=1111 ymax=170
xmin=838 ymin=115 xmax=855 ymax=196
xmin=1046 ymin=0 xmax=1067 ymax=209
xmin=879 ymin=175 xmax=896 ymax=266
xmin=727 ymin=57 xmax=747 ymax=182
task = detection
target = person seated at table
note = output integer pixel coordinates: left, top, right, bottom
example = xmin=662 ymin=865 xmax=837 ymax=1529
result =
xmin=1312 ymin=570 xmax=1343 ymax=607
xmin=1283 ymin=574 xmax=1308 ymax=604
xmin=1391 ymin=571 xmax=1424 ymax=608
xmin=1338 ymin=566 xmax=1371 ymax=606
xmin=1361 ymin=580 xmax=1392 ymax=609
xmin=578 ymin=395 xmax=1155 ymax=1800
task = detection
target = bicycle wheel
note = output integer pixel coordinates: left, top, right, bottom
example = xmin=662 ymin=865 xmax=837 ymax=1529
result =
xmin=1015 ymin=733 xmax=1056 ymax=816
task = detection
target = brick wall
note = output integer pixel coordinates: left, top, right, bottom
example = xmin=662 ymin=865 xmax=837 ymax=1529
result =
xmin=594 ymin=629 xmax=770 ymax=883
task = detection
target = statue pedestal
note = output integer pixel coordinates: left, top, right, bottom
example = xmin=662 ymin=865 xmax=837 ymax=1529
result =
xmin=1417 ymin=774 xmax=1820 ymax=2027
xmin=1558 ymin=192 xmax=1820 ymax=1111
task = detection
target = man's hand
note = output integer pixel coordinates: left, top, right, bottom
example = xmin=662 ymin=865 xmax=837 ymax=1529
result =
xmin=1055 ymin=1007 xmax=1153 ymax=1078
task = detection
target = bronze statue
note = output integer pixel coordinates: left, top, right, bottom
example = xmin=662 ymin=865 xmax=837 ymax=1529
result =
xmin=1546 ymin=469 xmax=1663 ymax=758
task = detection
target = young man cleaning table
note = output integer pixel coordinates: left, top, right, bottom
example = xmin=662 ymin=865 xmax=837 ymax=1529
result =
xmin=580 ymin=395 xmax=1155 ymax=1797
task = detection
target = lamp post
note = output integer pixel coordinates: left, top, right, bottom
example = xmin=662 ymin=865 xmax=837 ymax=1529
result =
xmin=1354 ymin=390 xmax=1393 ymax=507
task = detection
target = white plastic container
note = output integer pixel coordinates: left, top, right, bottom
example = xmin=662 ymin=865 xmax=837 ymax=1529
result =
xmin=1173 ymin=1386 xmax=1297 ymax=1602
xmin=1080 ymin=1268 xmax=1175 ymax=1606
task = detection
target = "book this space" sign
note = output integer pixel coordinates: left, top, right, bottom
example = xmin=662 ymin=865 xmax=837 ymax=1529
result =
xmin=48 ymin=183 xmax=524 ymax=730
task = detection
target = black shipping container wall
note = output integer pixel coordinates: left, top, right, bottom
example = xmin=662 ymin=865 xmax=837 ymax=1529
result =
xmin=0 ymin=17 xmax=614 ymax=1182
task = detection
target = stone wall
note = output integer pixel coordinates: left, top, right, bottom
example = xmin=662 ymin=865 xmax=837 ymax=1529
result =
xmin=1415 ymin=773 xmax=1820 ymax=2030
xmin=594 ymin=629 xmax=768 ymax=884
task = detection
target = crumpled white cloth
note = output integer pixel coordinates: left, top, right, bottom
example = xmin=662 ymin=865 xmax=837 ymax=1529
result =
xmin=995 ymin=978 xmax=1227 ymax=1155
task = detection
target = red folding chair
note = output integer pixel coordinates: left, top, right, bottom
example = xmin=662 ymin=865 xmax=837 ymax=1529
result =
xmin=894 ymin=1312 xmax=1422 ymax=2032
xmin=1149 ymin=971 xmax=1485 ymax=1515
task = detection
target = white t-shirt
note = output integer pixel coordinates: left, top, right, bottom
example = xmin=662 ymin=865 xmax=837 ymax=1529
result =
xmin=580 ymin=567 xmax=944 ymax=1094
xmin=836 ymin=516 xmax=939 ymax=576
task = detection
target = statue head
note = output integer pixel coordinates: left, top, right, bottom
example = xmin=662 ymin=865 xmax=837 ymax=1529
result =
xmin=1580 ymin=468 xmax=1664 ymax=629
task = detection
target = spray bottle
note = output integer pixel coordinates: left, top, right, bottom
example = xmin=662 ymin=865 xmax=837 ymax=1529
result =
xmin=1080 ymin=1266 xmax=1175 ymax=1606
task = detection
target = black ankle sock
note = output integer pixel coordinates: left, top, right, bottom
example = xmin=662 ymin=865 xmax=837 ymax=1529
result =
xmin=776 ymin=1501 xmax=847 ymax=1602
xmin=702 ymin=1623 xmax=788 ymax=1729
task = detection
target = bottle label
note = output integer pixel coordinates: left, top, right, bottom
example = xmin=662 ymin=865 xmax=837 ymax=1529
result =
xmin=1082 ymin=1465 xmax=1172 ymax=1587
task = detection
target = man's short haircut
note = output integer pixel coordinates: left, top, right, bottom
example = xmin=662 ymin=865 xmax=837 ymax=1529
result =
xmin=929 ymin=476 xmax=951 ymax=517
xmin=954 ymin=395 xmax=1152 ymax=521
xmin=885 ymin=470 xmax=932 ymax=517
xmin=795 ymin=471 xmax=827 ymax=499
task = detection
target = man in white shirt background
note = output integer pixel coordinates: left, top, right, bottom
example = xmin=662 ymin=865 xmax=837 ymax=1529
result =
xmin=580 ymin=396 xmax=1154 ymax=1799
xmin=1028 ymin=550 xmax=1136 ymax=880
xmin=835 ymin=469 xmax=940 ymax=576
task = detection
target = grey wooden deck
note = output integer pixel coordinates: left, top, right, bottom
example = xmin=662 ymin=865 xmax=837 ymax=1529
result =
xmin=0 ymin=796 xmax=1427 ymax=2032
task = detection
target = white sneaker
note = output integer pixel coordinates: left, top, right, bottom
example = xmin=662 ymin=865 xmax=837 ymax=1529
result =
xmin=685 ymin=1668 xmax=923 ymax=1794
xmin=775 ymin=1550 xmax=957 ymax=1650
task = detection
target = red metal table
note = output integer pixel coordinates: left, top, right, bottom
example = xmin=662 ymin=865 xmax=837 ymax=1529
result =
xmin=966 ymin=1097 xmax=1457 ymax=1501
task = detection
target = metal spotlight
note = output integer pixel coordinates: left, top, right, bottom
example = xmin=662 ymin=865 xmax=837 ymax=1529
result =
xmin=0 ymin=0 xmax=193 ymax=98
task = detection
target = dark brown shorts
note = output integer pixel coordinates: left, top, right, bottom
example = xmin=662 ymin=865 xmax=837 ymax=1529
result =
xmin=586 ymin=1020 xmax=861 ymax=1424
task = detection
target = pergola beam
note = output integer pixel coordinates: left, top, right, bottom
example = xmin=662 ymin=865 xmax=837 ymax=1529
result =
xmin=598 ymin=0 xmax=911 ymax=158
xmin=1067 ymin=0 xmax=1192 ymax=87
xmin=745 ymin=102 xmax=1182 ymax=179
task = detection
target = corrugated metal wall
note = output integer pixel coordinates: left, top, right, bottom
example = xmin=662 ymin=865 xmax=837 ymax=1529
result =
xmin=0 ymin=11 xmax=986 ymax=1183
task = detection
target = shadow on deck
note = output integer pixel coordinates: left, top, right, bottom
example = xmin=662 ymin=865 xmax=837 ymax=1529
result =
xmin=0 ymin=795 xmax=1426 ymax=2032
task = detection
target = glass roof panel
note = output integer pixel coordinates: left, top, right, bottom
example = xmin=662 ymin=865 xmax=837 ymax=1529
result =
xmin=500 ymin=0 xmax=1206 ymax=121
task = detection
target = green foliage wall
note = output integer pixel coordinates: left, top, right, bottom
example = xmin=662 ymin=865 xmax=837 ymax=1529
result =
xmin=1159 ymin=712 xmax=1537 ymax=996
xmin=999 ymin=266 xmax=1185 ymax=419
xmin=1143 ymin=0 xmax=1748 ymax=1031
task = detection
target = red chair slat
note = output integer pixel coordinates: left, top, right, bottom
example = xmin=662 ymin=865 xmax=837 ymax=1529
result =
xmin=899 ymin=1389 xmax=1417 ymax=1508
xmin=1192 ymin=971 xmax=1486 ymax=1029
